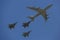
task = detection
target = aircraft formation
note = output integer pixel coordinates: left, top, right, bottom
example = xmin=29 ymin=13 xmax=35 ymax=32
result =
xmin=8 ymin=4 xmax=53 ymax=38
xmin=22 ymin=30 xmax=32 ymax=37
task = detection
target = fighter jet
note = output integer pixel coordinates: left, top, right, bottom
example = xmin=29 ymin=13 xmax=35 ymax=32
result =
xmin=9 ymin=22 xmax=17 ymax=30
xmin=27 ymin=16 xmax=35 ymax=21
xmin=22 ymin=21 xmax=32 ymax=28
xmin=22 ymin=30 xmax=32 ymax=37
xmin=27 ymin=4 xmax=53 ymax=21
xmin=27 ymin=13 xmax=41 ymax=21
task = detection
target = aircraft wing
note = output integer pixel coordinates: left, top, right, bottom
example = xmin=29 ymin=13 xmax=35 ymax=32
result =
xmin=44 ymin=4 xmax=53 ymax=10
xmin=27 ymin=6 xmax=38 ymax=11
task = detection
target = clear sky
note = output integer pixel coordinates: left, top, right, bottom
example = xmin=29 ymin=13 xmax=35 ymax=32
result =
xmin=0 ymin=0 xmax=60 ymax=40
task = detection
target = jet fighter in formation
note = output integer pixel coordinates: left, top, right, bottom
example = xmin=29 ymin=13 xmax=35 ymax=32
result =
xmin=9 ymin=22 xmax=17 ymax=30
xmin=27 ymin=4 xmax=53 ymax=21
xmin=22 ymin=30 xmax=32 ymax=37
xmin=22 ymin=21 xmax=32 ymax=28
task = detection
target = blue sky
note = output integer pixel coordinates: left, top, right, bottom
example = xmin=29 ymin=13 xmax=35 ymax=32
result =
xmin=0 ymin=0 xmax=60 ymax=40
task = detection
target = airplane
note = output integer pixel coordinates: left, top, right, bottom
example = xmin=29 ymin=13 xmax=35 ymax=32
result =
xmin=27 ymin=4 xmax=53 ymax=21
xmin=22 ymin=21 xmax=32 ymax=28
xmin=27 ymin=16 xmax=35 ymax=21
xmin=22 ymin=30 xmax=32 ymax=37
xmin=9 ymin=22 xmax=17 ymax=30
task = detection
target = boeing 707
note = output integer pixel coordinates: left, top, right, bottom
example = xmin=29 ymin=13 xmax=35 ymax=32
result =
xmin=27 ymin=4 xmax=53 ymax=21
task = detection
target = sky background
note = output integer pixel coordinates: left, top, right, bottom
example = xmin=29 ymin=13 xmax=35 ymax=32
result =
xmin=0 ymin=0 xmax=60 ymax=40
